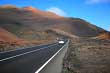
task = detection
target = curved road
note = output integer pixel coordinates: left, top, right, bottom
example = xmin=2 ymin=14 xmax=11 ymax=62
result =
xmin=0 ymin=40 xmax=68 ymax=73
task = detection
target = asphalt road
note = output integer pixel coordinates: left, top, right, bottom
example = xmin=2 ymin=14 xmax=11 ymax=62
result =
xmin=0 ymin=40 xmax=67 ymax=73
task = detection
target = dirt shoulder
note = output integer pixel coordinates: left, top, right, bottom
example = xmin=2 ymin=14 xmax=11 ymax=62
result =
xmin=62 ymin=38 xmax=110 ymax=73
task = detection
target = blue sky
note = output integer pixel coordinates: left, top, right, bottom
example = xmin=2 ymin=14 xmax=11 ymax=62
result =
xmin=0 ymin=0 xmax=110 ymax=31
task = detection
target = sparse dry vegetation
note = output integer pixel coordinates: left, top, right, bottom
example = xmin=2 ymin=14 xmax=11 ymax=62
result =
xmin=62 ymin=38 xmax=110 ymax=73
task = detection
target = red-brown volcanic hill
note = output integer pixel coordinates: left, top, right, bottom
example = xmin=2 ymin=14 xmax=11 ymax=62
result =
xmin=0 ymin=27 xmax=19 ymax=42
xmin=51 ymin=18 xmax=106 ymax=37
xmin=0 ymin=27 xmax=30 ymax=46
xmin=22 ymin=6 xmax=62 ymax=18
xmin=0 ymin=5 xmax=107 ymax=38
xmin=96 ymin=32 xmax=110 ymax=40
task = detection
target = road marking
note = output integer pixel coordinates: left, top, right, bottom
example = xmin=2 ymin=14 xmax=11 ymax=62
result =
xmin=0 ymin=43 xmax=55 ymax=54
xmin=0 ymin=43 xmax=57 ymax=62
xmin=35 ymin=40 xmax=69 ymax=73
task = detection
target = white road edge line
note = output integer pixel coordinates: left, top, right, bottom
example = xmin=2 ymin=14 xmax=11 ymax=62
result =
xmin=0 ymin=43 xmax=57 ymax=62
xmin=35 ymin=40 xmax=69 ymax=73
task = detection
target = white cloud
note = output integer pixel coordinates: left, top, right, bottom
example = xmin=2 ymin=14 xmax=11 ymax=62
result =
xmin=86 ymin=0 xmax=110 ymax=4
xmin=108 ymin=27 xmax=110 ymax=32
xmin=46 ymin=7 xmax=67 ymax=16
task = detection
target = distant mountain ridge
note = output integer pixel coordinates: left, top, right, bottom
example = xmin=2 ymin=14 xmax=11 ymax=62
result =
xmin=22 ymin=6 xmax=62 ymax=18
xmin=0 ymin=5 xmax=108 ymax=42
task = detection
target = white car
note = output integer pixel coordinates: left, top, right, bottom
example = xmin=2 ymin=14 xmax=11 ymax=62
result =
xmin=58 ymin=41 xmax=64 ymax=44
